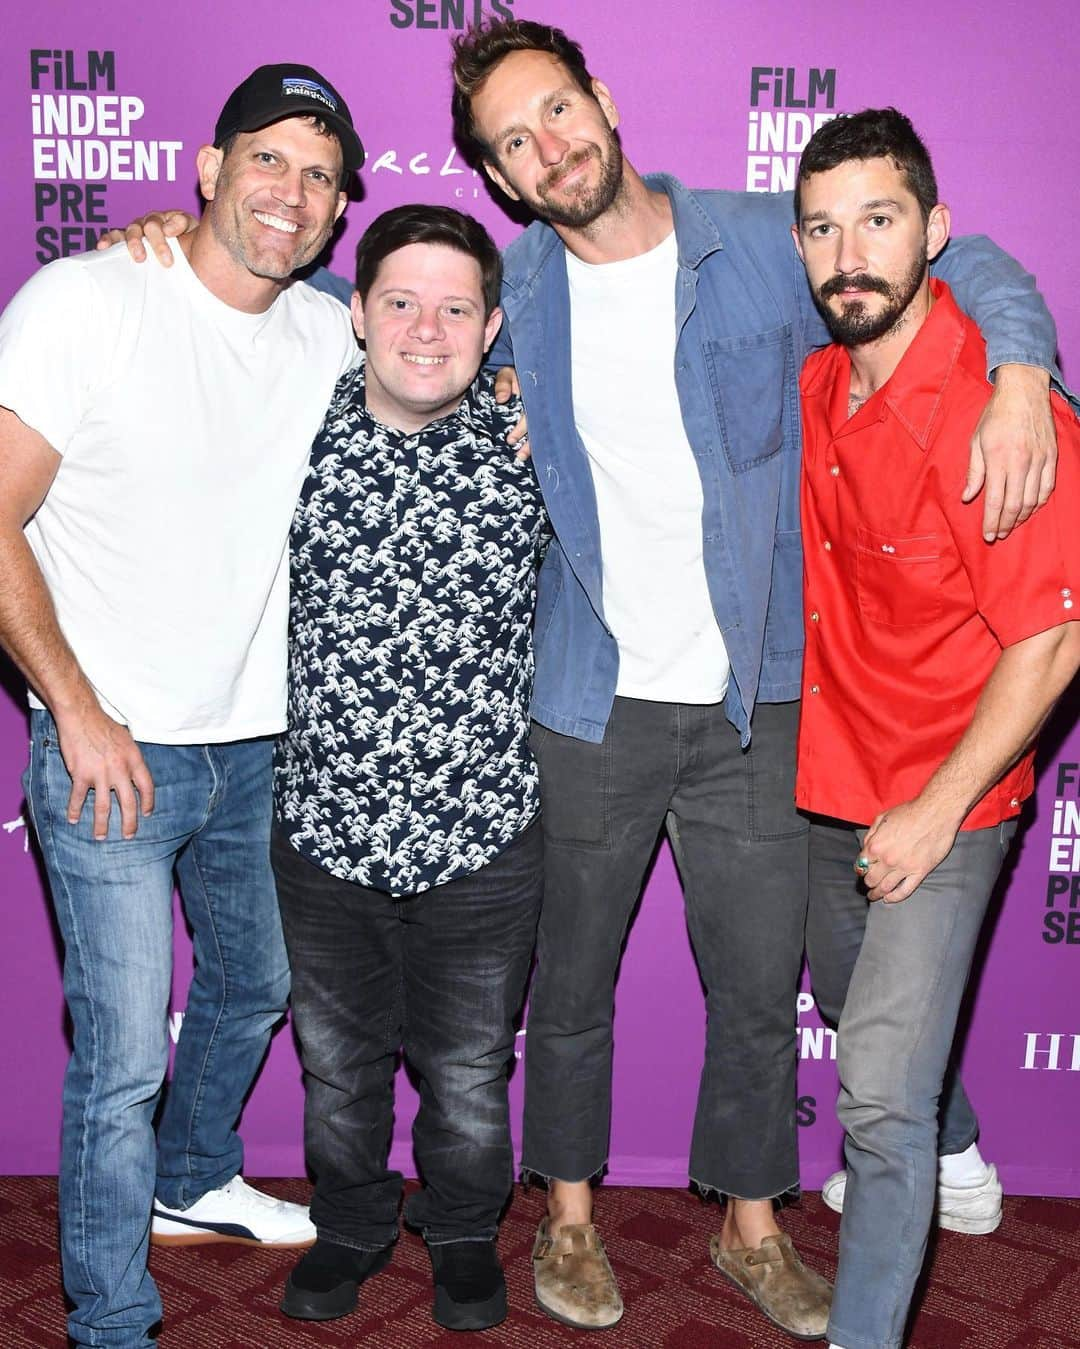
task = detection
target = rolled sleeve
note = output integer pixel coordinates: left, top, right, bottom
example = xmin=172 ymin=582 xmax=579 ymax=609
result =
xmin=947 ymin=395 xmax=1080 ymax=647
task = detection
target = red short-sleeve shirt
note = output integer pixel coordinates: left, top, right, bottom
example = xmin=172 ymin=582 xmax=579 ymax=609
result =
xmin=796 ymin=279 xmax=1080 ymax=829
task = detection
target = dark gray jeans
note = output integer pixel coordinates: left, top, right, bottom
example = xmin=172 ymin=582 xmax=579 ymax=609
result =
xmin=807 ymin=817 xmax=1015 ymax=1349
xmin=523 ymin=697 xmax=809 ymax=1200
xmin=272 ymin=819 xmax=542 ymax=1249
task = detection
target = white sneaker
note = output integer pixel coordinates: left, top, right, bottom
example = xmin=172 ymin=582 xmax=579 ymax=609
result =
xmin=151 ymin=1175 xmax=316 ymax=1247
xmin=820 ymin=1163 xmax=1003 ymax=1235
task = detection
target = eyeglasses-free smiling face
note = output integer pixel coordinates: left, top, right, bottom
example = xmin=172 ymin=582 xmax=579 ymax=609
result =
xmin=470 ymin=49 xmax=625 ymax=230
xmin=351 ymin=241 xmax=503 ymax=434
xmin=793 ymin=156 xmax=949 ymax=347
xmin=200 ymin=115 xmax=346 ymax=284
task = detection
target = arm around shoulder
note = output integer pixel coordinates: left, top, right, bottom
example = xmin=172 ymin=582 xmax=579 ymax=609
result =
xmin=932 ymin=234 xmax=1071 ymax=399
xmin=933 ymin=234 xmax=1074 ymax=538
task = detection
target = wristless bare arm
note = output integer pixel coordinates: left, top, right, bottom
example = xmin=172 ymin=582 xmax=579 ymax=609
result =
xmin=859 ymin=620 xmax=1080 ymax=903
xmin=0 ymin=408 xmax=154 ymax=838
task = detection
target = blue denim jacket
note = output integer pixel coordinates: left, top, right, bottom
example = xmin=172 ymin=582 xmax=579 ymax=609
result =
xmin=309 ymin=175 xmax=1067 ymax=745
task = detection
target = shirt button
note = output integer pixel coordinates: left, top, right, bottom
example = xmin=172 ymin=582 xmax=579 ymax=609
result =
xmin=1062 ymin=588 xmax=1072 ymax=597
xmin=810 ymin=684 xmax=820 ymax=695
xmin=1066 ymin=599 xmax=1074 ymax=610
xmin=1010 ymin=797 xmax=1020 ymax=808
xmin=829 ymin=464 xmax=840 ymax=477
xmin=823 ymin=541 xmax=832 ymax=551
xmin=810 ymin=611 xmax=820 ymax=622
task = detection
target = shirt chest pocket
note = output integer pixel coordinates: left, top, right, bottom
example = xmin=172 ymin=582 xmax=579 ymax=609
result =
xmin=703 ymin=324 xmax=791 ymax=473
xmin=855 ymin=526 xmax=942 ymax=627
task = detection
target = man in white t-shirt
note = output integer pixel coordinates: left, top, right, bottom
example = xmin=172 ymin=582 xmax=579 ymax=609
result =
xmin=447 ymin=17 xmax=1065 ymax=1342
xmin=0 ymin=65 xmax=362 ymax=1348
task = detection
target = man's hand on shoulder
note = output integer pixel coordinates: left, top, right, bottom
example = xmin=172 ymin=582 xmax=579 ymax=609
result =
xmin=95 ymin=210 xmax=198 ymax=267
xmin=964 ymin=363 xmax=1056 ymax=542
xmin=856 ymin=796 xmax=962 ymax=904
xmin=494 ymin=365 xmax=530 ymax=461
xmin=54 ymin=695 xmax=155 ymax=839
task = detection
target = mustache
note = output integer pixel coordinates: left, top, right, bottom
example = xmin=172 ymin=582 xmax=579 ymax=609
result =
xmin=818 ymin=272 xmax=893 ymax=300
xmin=541 ymin=146 xmax=597 ymax=193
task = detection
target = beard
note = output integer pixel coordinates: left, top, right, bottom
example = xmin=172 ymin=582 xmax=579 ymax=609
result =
xmin=531 ymin=134 xmax=625 ymax=229
xmin=813 ymin=244 xmax=928 ymax=346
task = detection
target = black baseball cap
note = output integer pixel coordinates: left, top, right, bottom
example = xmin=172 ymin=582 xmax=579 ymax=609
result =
xmin=214 ymin=64 xmax=365 ymax=172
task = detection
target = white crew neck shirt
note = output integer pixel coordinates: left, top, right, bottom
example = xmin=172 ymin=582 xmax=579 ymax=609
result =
xmin=566 ymin=231 xmax=730 ymax=703
xmin=0 ymin=238 xmax=357 ymax=742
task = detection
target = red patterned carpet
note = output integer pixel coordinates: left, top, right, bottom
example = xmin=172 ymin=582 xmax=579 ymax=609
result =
xmin=1 ymin=1179 xmax=1078 ymax=1347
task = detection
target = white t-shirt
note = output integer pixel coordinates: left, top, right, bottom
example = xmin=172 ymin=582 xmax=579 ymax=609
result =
xmin=566 ymin=231 xmax=730 ymax=704
xmin=0 ymin=239 xmax=357 ymax=743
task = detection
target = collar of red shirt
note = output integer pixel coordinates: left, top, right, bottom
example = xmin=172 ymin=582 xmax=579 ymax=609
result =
xmin=801 ymin=277 xmax=971 ymax=451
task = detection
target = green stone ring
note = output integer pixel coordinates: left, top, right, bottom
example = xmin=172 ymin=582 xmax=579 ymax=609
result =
xmin=854 ymin=855 xmax=871 ymax=875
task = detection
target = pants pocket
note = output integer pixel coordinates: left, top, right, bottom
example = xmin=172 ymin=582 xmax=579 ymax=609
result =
xmin=531 ymin=722 xmax=611 ymax=849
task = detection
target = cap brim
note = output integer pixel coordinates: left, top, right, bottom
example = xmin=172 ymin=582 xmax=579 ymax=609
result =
xmin=225 ymin=104 xmax=365 ymax=172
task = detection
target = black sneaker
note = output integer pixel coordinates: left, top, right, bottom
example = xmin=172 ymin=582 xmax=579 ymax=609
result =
xmin=280 ymin=1238 xmax=393 ymax=1321
xmin=428 ymin=1239 xmax=508 ymax=1330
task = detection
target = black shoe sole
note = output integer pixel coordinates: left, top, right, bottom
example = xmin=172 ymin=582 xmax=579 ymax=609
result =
xmin=280 ymin=1245 xmax=393 ymax=1321
xmin=433 ymin=1282 xmax=508 ymax=1331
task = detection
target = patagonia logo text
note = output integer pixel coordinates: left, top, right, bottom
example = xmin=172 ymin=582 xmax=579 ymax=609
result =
xmin=281 ymin=78 xmax=336 ymax=111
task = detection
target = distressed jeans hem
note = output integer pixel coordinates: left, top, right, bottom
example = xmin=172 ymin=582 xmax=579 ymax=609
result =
xmin=520 ymin=1163 xmax=607 ymax=1188
xmin=690 ymin=1174 xmax=801 ymax=1205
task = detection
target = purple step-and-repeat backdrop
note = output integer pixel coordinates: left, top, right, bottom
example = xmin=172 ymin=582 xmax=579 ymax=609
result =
xmin=2 ymin=1 xmax=1078 ymax=1191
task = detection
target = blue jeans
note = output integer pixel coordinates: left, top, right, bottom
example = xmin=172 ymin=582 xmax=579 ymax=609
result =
xmin=23 ymin=710 xmax=290 ymax=1348
xmin=271 ymin=819 xmax=543 ymax=1250
xmin=806 ymin=816 xmax=1015 ymax=1349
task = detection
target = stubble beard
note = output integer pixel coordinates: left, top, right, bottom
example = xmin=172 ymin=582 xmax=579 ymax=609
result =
xmin=208 ymin=164 xmax=330 ymax=283
xmin=531 ymin=133 xmax=626 ymax=229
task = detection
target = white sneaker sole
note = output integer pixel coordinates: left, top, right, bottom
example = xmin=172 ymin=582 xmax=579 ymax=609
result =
xmin=151 ymin=1220 xmax=315 ymax=1248
xmin=819 ymin=1178 xmax=1002 ymax=1235
xmin=936 ymin=1209 xmax=1003 ymax=1236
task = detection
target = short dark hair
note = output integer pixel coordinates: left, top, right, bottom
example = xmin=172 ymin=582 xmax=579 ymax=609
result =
xmin=451 ymin=18 xmax=598 ymax=161
xmin=353 ymin=204 xmax=502 ymax=316
xmin=795 ymin=108 xmax=939 ymax=223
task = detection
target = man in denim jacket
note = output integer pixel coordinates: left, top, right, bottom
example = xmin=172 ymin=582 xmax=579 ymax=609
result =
xmin=443 ymin=17 xmax=1068 ymax=1339
xmin=122 ymin=24 xmax=1065 ymax=1336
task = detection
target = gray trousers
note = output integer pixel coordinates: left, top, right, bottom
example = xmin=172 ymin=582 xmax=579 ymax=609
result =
xmin=807 ymin=816 xmax=1015 ymax=1349
xmin=807 ymin=821 xmax=983 ymax=1159
xmin=522 ymin=697 xmax=809 ymax=1200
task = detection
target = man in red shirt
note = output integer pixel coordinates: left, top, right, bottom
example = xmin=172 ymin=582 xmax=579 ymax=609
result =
xmin=791 ymin=108 xmax=1080 ymax=1349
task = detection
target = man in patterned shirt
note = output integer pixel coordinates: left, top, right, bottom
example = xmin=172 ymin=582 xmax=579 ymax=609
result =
xmin=270 ymin=204 xmax=547 ymax=1332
